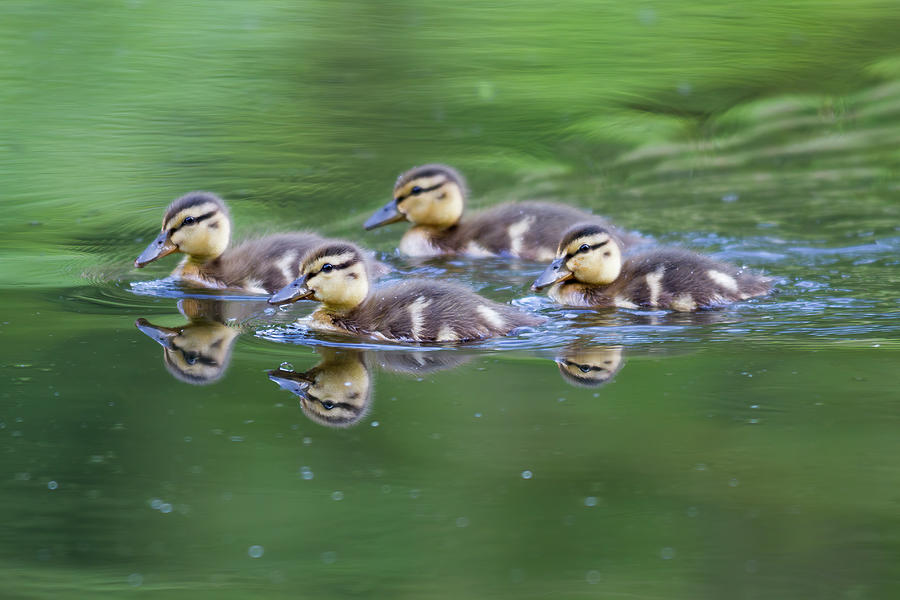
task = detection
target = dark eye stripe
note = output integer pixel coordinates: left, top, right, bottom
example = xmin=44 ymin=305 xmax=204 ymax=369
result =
xmin=561 ymin=360 xmax=607 ymax=373
xmin=305 ymin=259 xmax=357 ymax=281
xmin=169 ymin=210 xmax=217 ymax=233
xmin=565 ymin=239 xmax=608 ymax=259
xmin=395 ymin=181 xmax=446 ymax=202
xmin=304 ymin=391 xmax=363 ymax=414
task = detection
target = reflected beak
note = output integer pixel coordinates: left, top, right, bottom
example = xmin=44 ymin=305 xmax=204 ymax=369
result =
xmin=363 ymin=199 xmax=406 ymax=230
xmin=268 ymin=275 xmax=314 ymax=305
xmin=268 ymin=369 xmax=313 ymax=398
xmin=134 ymin=318 xmax=179 ymax=350
xmin=134 ymin=231 xmax=177 ymax=268
xmin=531 ymin=257 xmax=573 ymax=291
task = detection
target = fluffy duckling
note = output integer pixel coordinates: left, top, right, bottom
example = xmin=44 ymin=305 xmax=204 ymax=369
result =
xmin=268 ymin=241 xmax=545 ymax=342
xmin=532 ymin=224 xmax=771 ymax=311
xmin=556 ymin=346 xmax=625 ymax=387
xmin=135 ymin=191 xmax=387 ymax=293
xmin=364 ymin=164 xmax=642 ymax=261
xmin=269 ymin=349 xmax=371 ymax=428
xmin=134 ymin=298 xmax=252 ymax=384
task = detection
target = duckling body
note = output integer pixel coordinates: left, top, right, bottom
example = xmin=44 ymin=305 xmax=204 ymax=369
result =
xmin=364 ymin=164 xmax=642 ymax=261
xmin=269 ymin=242 xmax=545 ymax=343
xmin=533 ymin=224 xmax=771 ymax=311
xmin=135 ymin=191 xmax=386 ymax=293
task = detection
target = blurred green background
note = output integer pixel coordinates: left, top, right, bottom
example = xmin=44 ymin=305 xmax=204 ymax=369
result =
xmin=1 ymin=1 xmax=899 ymax=598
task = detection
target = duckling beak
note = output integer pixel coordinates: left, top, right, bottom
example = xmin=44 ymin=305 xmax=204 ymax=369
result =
xmin=134 ymin=318 xmax=179 ymax=349
xmin=135 ymin=231 xmax=177 ymax=268
xmin=268 ymin=275 xmax=314 ymax=305
xmin=531 ymin=257 xmax=573 ymax=291
xmin=268 ymin=369 xmax=313 ymax=398
xmin=364 ymin=200 xmax=405 ymax=230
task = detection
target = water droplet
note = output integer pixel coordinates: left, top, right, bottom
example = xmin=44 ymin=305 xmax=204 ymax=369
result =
xmin=370 ymin=421 xmax=379 ymax=428
xmin=456 ymin=516 xmax=470 ymax=528
xmin=584 ymin=496 xmax=597 ymax=507
xmin=160 ymin=503 xmax=173 ymax=514
xmin=521 ymin=470 xmax=533 ymax=480
xmin=661 ymin=547 xmax=676 ymax=559
xmin=586 ymin=570 xmax=602 ymax=584
xmin=331 ymin=491 xmax=344 ymax=501
xmin=303 ymin=437 xmax=312 ymax=446
xmin=150 ymin=498 xmax=162 ymax=509
xmin=321 ymin=551 xmax=337 ymax=564
xmin=47 ymin=480 xmax=58 ymax=490
xmin=248 ymin=545 xmax=264 ymax=559
xmin=694 ymin=463 xmax=707 ymax=471
xmin=474 ymin=413 xmax=482 ymax=418
xmin=230 ymin=436 xmax=243 ymax=443
xmin=299 ymin=466 xmax=314 ymax=480
xmin=409 ymin=489 xmax=420 ymax=499
xmin=279 ymin=362 xmax=294 ymax=372
xmin=127 ymin=573 xmax=143 ymax=587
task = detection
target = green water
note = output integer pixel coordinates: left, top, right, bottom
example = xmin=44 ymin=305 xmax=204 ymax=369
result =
xmin=2 ymin=2 xmax=900 ymax=598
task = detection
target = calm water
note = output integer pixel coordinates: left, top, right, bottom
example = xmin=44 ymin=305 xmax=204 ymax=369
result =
xmin=2 ymin=2 xmax=900 ymax=598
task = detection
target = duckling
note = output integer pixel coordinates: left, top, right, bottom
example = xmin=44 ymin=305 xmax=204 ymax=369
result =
xmin=135 ymin=191 xmax=387 ymax=293
xmin=556 ymin=346 xmax=625 ymax=387
xmin=134 ymin=298 xmax=253 ymax=384
xmin=268 ymin=241 xmax=545 ymax=342
xmin=532 ymin=224 xmax=771 ymax=311
xmin=268 ymin=349 xmax=371 ymax=428
xmin=364 ymin=164 xmax=643 ymax=261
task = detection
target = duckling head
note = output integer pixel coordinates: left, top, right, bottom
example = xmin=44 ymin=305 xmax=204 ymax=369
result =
xmin=268 ymin=352 xmax=372 ymax=428
xmin=135 ymin=191 xmax=232 ymax=268
xmin=135 ymin=316 xmax=239 ymax=384
xmin=556 ymin=346 xmax=624 ymax=387
xmin=268 ymin=242 xmax=369 ymax=311
xmin=364 ymin=164 xmax=466 ymax=230
xmin=532 ymin=224 xmax=622 ymax=290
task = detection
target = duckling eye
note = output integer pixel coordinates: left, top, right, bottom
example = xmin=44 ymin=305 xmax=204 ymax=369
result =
xmin=321 ymin=264 xmax=334 ymax=273
xmin=322 ymin=400 xmax=335 ymax=410
xmin=579 ymin=364 xmax=591 ymax=373
xmin=182 ymin=216 xmax=195 ymax=226
xmin=579 ymin=244 xmax=590 ymax=253
xmin=411 ymin=186 xmax=423 ymax=195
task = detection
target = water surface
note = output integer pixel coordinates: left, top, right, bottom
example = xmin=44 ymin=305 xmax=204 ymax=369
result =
xmin=2 ymin=2 xmax=899 ymax=598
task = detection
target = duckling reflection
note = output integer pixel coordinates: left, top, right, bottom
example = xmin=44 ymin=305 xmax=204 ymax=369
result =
xmin=268 ymin=348 xmax=472 ymax=428
xmin=268 ymin=349 xmax=372 ymax=428
xmin=135 ymin=298 xmax=257 ymax=385
xmin=556 ymin=346 xmax=625 ymax=388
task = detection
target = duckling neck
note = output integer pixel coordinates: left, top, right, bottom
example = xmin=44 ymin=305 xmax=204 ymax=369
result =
xmin=174 ymin=256 xmax=227 ymax=289
xmin=399 ymin=225 xmax=458 ymax=257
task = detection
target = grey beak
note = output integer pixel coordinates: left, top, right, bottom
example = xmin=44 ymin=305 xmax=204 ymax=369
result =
xmin=268 ymin=369 xmax=313 ymax=398
xmin=268 ymin=275 xmax=313 ymax=305
xmin=363 ymin=199 xmax=406 ymax=230
xmin=135 ymin=318 xmax=179 ymax=349
xmin=531 ymin=257 xmax=573 ymax=291
xmin=134 ymin=231 xmax=177 ymax=268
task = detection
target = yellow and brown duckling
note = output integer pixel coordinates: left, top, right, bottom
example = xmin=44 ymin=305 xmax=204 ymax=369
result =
xmin=364 ymin=164 xmax=642 ymax=261
xmin=532 ymin=224 xmax=771 ymax=311
xmin=556 ymin=346 xmax=625 ymax=388
xmin=268 ymin=241 xmax=545 ymax=343
xmin=134 ymin=298 xmax=252 ymax=384
xmin=269 ymin=349 xmax=372 ymax=428
xmin=135 ymin=191 xmax=387 ymax=293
